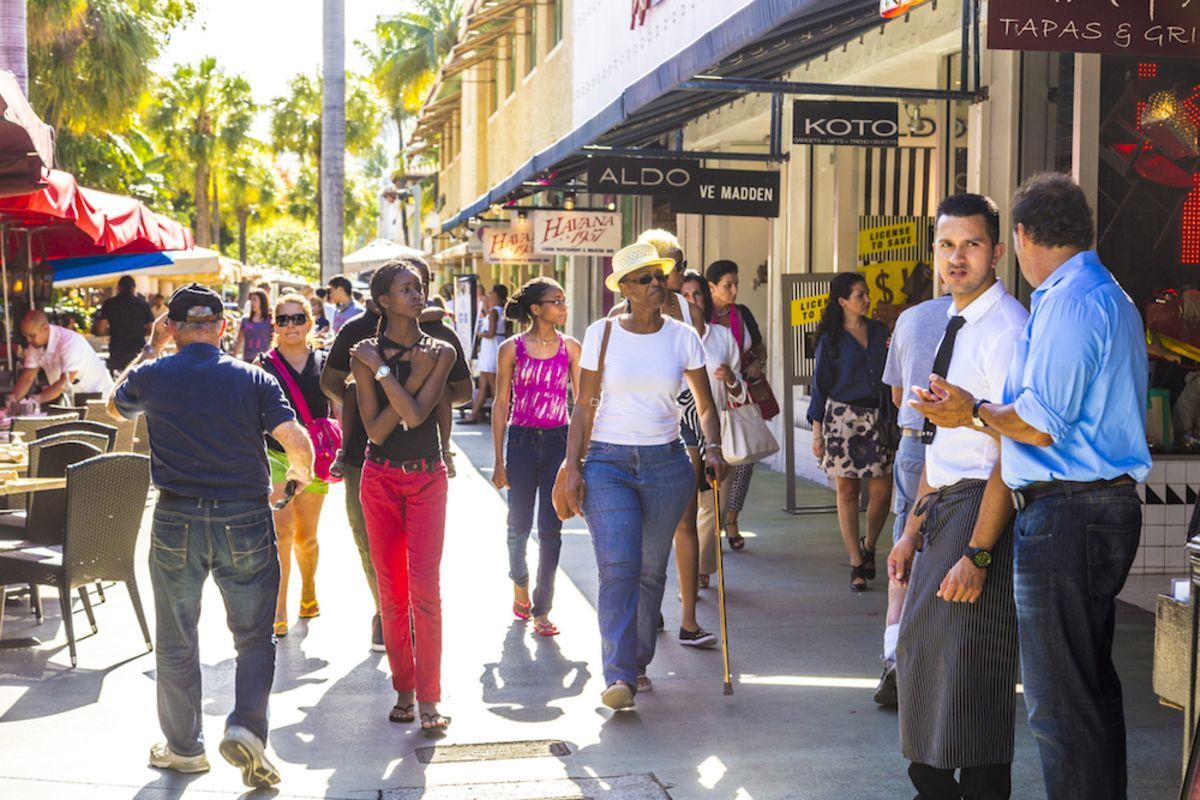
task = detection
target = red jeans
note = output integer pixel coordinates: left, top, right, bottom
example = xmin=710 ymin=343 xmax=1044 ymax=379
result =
xmin=359 ymin=459 xmax=448 ymax=702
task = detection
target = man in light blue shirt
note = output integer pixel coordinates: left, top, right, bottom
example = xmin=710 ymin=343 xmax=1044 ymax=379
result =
xmin=913 ymin=173 xmax=1150 ymax=800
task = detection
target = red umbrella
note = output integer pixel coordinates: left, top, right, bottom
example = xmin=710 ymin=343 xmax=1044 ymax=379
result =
xmin=0 ymin=70 xmax=54 ymax=197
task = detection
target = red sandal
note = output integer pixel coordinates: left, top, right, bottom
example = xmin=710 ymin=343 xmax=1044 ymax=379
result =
xmin=533 ymin=619 xmax=560 ymax=637
xmin=512 ymin=599 xmax=532 ymax=621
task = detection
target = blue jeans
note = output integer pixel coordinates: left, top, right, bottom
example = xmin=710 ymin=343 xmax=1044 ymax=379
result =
xmin=1013 ymin=484 xmax=1141 ymax=800
xmin=150 ymin=495 xmax=279 ymax=756
xmin=892 ymin=435 xmax=926 ymax=543
xmin=582 ymin=440 xmax=694 ymax=687
xmin=506 ymin=425 xmax=567 ymax=617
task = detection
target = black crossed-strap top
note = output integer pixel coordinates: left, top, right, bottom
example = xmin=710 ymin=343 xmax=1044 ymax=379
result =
xmin=366 ymin=334 xmax=442 ymax=463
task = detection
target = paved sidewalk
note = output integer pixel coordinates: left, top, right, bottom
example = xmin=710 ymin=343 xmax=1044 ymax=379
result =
xmin=0 ymin=421 xmax=1184 ymax=799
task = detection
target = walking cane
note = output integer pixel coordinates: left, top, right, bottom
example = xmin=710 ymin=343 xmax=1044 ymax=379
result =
xmin=709 ymin=470 xmax=734 ymax=696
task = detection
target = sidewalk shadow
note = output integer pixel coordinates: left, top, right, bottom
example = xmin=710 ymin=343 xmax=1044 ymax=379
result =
xmin=270 ymin=653 xmax=427 ymax=798
xmin=479 ymin=621 xmax=590 ymax=723
xmin=0 ymin=648 xmax=150 ymax=722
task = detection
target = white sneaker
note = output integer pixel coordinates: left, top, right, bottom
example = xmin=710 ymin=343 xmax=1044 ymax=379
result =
xmin=219 ymin=725 xmax=281 ymax=789
xmin=601 ymin=681 xmax=635 ymax=710
xmin=148 ymin=742 xmax=210 ymax=774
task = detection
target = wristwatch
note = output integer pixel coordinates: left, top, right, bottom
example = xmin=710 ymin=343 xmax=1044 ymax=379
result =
xmin=963 ymin=545 xmax=993 ymax=569
xmin=374 ymin=364 xmax=392 ymax=382
xmin=971 ymin=398 xmax=990 ymax=429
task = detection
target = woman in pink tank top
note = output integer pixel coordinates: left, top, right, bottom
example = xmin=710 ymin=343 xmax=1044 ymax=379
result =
xmin=491 ymin=278 xmax=581 ymax=636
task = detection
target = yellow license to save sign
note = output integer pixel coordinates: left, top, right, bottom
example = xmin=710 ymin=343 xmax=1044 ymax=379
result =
xmin=791 ymin=294 xmax=826 ymax=327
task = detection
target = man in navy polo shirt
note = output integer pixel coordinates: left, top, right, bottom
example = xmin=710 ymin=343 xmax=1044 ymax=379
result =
xmin=107 ymin=283 xmax=314 ymax=790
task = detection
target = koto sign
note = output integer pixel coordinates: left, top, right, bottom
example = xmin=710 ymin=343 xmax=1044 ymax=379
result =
xmin=587 ymin=157 xmax=701 ymax=196
xmin=670 ymin=169 xmax=781 ymax=218
xmin=531 ymin=210 xmax=622 ymax=255
xmin=988 ymin=0 xmax=1200 ymax=59
xmin=793 ymin=100 xmax=899 ymax=147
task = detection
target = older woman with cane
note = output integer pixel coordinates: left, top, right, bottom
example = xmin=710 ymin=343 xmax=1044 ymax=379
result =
xmin=562 ymin=243 xmax=727 ymax=711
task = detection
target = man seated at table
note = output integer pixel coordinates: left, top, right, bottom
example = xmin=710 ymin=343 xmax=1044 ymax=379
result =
xmin=12 ymin=309 xmax=113 ymax=405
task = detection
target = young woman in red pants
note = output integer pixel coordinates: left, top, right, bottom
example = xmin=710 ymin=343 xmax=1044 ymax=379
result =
xmin=351 ymin=257 xmax=455 ymax=731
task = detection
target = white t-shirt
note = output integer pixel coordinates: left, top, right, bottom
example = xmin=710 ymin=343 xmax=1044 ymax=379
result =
xmin=926 ymin=281 xmax=1029 ymax=488
xmin=24 ymin=324 xmax=115 ymax=395
xmin=699 ymin=322 xmax=744 ymax=409
xmin=581 ymin=316 xmax=705 ymax=446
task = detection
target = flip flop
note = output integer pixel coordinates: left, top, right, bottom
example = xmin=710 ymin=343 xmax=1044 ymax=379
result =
xmin=533 ymin=619 xmax=560 ymax=637
xmin=388 ymin=704 xmax=415 ymax=724
xmin=513 ymin=599 xmax=532 ymax=621
xmin=419 ymin=712 xmax=451 ymax=732
xmin=273 ymin=620 xmax=288 ymax=637
xmin=299 ymin=600 xmax=320 ymax=619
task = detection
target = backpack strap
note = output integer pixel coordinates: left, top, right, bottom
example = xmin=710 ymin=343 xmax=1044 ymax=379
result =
xmin=268 ymin=349 xmax=315 ymax=426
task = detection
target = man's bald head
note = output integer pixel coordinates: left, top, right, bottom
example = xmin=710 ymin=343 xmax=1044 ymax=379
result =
xmin=20 ymin=310 xmax=49 ymax=348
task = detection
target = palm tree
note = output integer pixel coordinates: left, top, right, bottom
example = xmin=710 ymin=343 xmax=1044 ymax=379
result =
xmin=364 ymin=0 xmax=462 ymax=245
xmin=146 ymin=58 xmax=256 ymax=248
xmin=222 ymin=146 xmax=279 ymax=264
xmin=321 ymin=0 xmax=344 ymax=283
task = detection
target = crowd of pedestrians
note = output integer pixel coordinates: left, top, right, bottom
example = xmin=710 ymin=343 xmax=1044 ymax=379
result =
xmin=90 ymin=172 xmax=1151 ymax=799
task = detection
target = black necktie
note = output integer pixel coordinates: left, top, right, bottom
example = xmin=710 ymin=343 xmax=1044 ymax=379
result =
xmin=921 ymin=315 xmax=966 ymax=444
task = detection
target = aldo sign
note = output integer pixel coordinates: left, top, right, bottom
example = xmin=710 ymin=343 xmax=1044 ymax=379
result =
xmin=587 ymin=157 xmax=700 ymax=196
xmin=793 ymin=100 xmax=900 ymax=147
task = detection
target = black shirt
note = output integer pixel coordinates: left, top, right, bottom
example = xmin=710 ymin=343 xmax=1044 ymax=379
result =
xmin=325 ymin=310 xmax=470 ymax=467
xmin=258 ymin=348 xmax=330 ymax=452
xmin=98 ymin=292 xmax=154 ymax=352
xmin=367 ymin=339 xmax=442 ymax=462
xmin=114 ymin=343 xmax=294 ymax=500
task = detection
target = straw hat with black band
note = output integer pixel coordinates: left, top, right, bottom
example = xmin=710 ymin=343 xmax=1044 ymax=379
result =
xmin=605 ymin=243 xmax=677 ymax=293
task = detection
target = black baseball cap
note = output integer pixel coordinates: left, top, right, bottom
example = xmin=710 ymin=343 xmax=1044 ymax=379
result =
xmin=167 ymin=283 xmax=224 ymax=322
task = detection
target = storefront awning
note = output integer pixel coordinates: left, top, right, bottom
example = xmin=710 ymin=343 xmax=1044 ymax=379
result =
xmin=52 ymin=247 xmax=241 ymax=289
xmin=0 ymin=69 xmax=54 ymax=197
xmin=442 ymin=0 xmax=882 ymax=231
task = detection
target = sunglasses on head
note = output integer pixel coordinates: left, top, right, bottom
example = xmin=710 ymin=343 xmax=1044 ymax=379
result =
xmin=621 ymin=269 xmax=668 ymax=286
xmin=673 ymin=258 xmax=687 ymax=274
xmin=275 ymin=313 xmax=308 ymax=327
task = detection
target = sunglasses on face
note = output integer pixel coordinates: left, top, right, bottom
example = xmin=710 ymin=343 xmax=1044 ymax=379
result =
xmin=537 ymin=298 xmax=568 ymax=307
xmin=621 ymin=270 xmax=668 ymax=286
xmin=275 ymin=313 xmax=308 ymax=327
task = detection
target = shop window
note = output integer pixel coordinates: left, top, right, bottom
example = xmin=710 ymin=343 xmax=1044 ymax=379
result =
xmin=506 ymin=34 xmax=516 ymax=97
xmin=549 ymin=0 xmax=563 ymax=47
xmin=525 ymin=7 xmax=537 ymax=74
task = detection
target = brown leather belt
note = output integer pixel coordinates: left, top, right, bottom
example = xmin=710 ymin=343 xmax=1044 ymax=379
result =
xmin=1010 ymin=475 xmax=1135 ymax=512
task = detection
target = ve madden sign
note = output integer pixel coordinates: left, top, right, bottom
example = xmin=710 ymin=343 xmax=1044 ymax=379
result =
xmin=989 ymin=0 xmax=1200 ymax=60
xmin=793 ymin=100 xmax=900 ymax=148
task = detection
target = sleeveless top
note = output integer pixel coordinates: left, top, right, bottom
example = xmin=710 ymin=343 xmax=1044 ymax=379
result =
xmin=367 ymin=335 xmax=442 ymax=463
xmin=241 ymin=317 xmax=272 ymax=362
xmin=510 ymin=333 xmax=569 ymax=428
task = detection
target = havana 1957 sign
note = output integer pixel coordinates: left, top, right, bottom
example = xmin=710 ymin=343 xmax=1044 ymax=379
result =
xmin=988 ymin=0 xmax=1200 ymax=60
xmin=530 ymin=210 xmax=622 ymax=256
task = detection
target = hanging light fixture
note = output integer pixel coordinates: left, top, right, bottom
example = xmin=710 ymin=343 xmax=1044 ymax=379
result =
xmin=1141 ymin=90 xmax=1200 ymax=159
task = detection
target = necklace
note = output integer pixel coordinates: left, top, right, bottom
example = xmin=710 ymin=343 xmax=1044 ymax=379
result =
xmin=716 ymin=305 xmax=732 ymax=318
xmin=526 ymin=329 xmax=558 ymax=346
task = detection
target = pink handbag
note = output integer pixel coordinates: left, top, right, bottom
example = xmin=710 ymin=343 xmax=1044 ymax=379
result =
xmin=268 ymin=349 xmax=343 ymax=483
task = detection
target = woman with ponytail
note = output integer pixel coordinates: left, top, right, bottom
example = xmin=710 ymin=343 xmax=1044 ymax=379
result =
xmin=463 ymin=284 xmax=508 ymax=423
xmin=349 ymin=257 xmax=455 ymax=731
xmin=491 ymin=278 xmax=581 ymax=636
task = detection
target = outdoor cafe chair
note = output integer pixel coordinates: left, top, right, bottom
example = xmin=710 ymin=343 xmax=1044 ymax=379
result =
xmin=35 ymin=420 xmax=118 ymax=452
xmin=83 ymin=400 xmax=136 ymax=452
xmin=9 ymin=413 xmax=80 ymax=443
xmin=0 ymin=433 xmax=110 ymax=531
xmin=0 ymin=453 xmax=152 ymax=667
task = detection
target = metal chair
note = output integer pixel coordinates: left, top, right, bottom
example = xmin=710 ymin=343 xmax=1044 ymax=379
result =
xmin=34 ymin=420 xmax=118 ymax=452
xmin=0 ymin=453 xmax=153 ymax=666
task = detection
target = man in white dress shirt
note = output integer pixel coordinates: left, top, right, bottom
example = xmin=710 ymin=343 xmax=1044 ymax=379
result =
xmin=888 ymin=194 xmax=1028 ymax=800
xmin=14 ymin=310 xmax=114 ymax=404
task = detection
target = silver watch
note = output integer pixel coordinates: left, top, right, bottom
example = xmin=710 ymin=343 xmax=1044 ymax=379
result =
xmin=374 ymin=364 xmax=392 ymax=382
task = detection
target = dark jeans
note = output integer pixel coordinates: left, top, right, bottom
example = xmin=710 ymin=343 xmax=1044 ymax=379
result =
xmin=150 ymin=495 xmax=279 ymax=756
xmin=1013 ymin=484 xmax=1141 ymax=800
xmin=909 ymin=761 xmax=1011 ymax=800
xmin=505 ymin=425 xmax=567 ymax=617
xmin=342 ymin=462 xmax=379 ymax=609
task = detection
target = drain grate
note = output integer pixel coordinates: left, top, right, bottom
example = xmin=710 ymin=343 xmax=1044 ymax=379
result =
xmin=414 ymin=739 xmax=572 ymax=764
xmin=382 ymin=773 xmax=671 ymax=799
